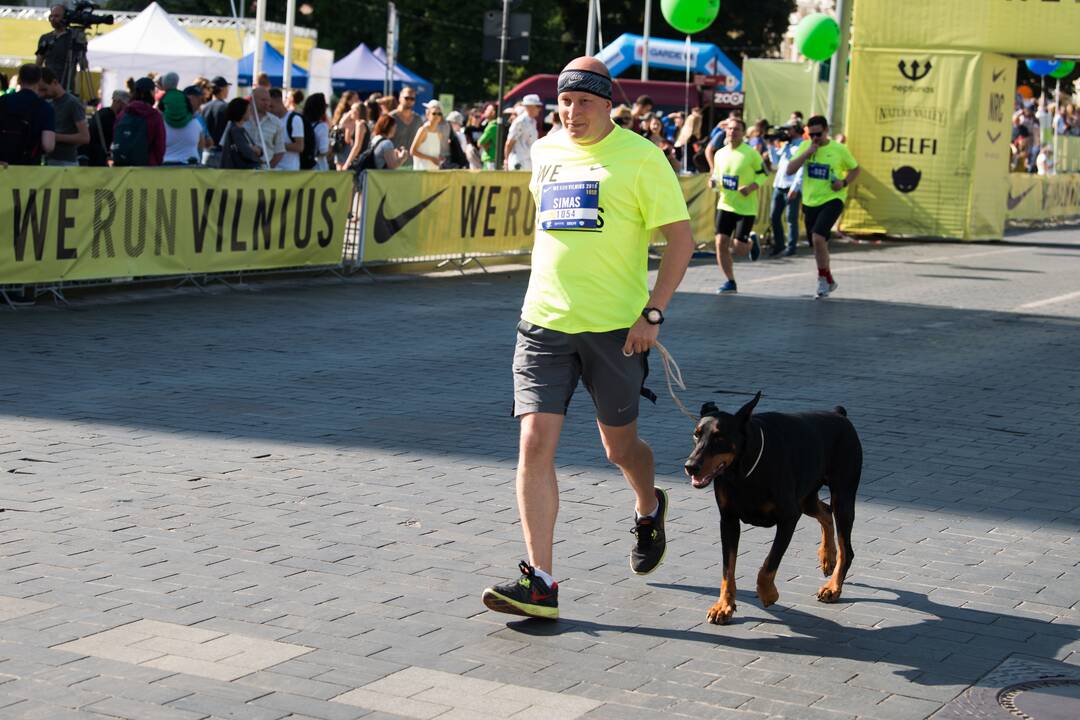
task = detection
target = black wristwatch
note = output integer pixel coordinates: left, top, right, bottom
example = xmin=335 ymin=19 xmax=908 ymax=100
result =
xmin=642 ymin=307 xmax=664 ymax=325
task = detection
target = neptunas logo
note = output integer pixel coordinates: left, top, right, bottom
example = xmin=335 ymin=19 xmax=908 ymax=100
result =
xmin=892 ymin=58 xmax=935 ymax=94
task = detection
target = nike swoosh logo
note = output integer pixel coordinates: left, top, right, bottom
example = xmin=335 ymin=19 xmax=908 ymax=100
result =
xmin=530 ymin=590 xmax=555 ymax=602
xmin=373 ymin=189 xmax=447 ymax=244
xmin=992 ymin=69 xmax=1005 ymax=82
xmin=986 ymin=131 xmax=1001 ymax=144
xmin=589 ymin=164 xmax=607 ymax=171
xmin=1007 ymin=187 xmax=1033 ymax=211
xmin=686 ymin=189 xmax=706 ymax=208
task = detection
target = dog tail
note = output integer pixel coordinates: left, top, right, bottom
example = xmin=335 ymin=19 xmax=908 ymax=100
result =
xmin=834 ymin=405 xmax=848 ymax=417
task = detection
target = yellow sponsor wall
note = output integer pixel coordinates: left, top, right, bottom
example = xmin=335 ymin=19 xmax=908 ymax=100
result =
xmin=743 ymin=60 xmax=828 ymax=128
xmin=361 ymin=171 xmax=716 ymax=264
xmin=843 ymin=50 xmax=1015 ymax=239
xmin=1055 ymin=136 xmax=1080 ymax=175
xmin=0 ymin=167 xmax=352 ymax=285
xmin=968 ymin=54 xmax=1016 ymax=240
xmin=1006 ymin=174 xmax=1080 ymax=223
xmin=853 ymin=0 xmax=1080 ymax=56
xmin=0 ymin=18 xmax=315 ymax=67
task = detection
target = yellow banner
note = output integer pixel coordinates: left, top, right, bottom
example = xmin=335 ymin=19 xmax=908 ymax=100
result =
xmin=0 ymin=18 xmax=315 ymax=67
xmin=843 ymin=50 xmax=1017 ymax=239
xmin=853 ymin=0 xmax=1080 ymax=56
xmin=968 ymin=54 xmax=1016 ymax=240
xmin=360 ymin=171 xmax=715 ymax=264
xmin=1055 ymin=136 xmax=1080 ymax=175
xmin=1006 ymin=174 xmax=1080 ymax=223
xmin=743 ymin=60 xmax=828 ymax=128
xmin=0 ymin=167 xmax=352 ymax=285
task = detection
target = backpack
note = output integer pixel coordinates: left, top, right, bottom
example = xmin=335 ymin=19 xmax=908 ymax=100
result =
xmin=350 ymin=134 xmax=383 ymax=172
xmin=0 ymin=96 xmax=37 ymax=165
xmin=111 ymin=111 xmax=150 ymax=166
xmin=328 ymin=123 xmax=346 ymax=154
xmin=289 ymin=111 xmax=317 ymax=170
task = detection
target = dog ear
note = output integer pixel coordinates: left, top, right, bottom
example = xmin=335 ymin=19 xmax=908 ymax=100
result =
xmin=700 ymin=401 xmax=719 ymax=417
xmin=735 ymin=391 xmax=762 ymax=424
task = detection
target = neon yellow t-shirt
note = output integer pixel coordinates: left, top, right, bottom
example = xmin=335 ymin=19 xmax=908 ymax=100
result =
xmin=521 ymin=126 xmax=690 ymax=334
xmin=712 ymin=143 xmax=765 ymax=216
xmin=796 ymin=140 xmax=858 ymax=208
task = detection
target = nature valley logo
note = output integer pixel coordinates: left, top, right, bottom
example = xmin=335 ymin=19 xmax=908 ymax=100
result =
xmin=875 ymin=106 xmax=948 ymax=127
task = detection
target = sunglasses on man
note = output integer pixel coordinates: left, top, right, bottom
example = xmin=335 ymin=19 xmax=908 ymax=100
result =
xmin=808 ymin=131 xmax=824 ymax=138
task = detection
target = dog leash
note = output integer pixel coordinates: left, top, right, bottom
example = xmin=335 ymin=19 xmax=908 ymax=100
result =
xmin=653 ymin=341 xmax=767 ymax=477
xmin=653 ymin=341 xmax=699 ymax=422
xmin=745 ymin=427 xmax=765 ymax=478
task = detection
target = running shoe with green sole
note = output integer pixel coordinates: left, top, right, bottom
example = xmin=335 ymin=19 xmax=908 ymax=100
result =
xmin=482 ymin=561 xmax=559 ymax=619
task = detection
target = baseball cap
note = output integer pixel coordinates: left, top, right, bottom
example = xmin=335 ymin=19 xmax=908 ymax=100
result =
xmin=522 ymin=93 xmax=543 ymax=107
xmin=446 ymin=110 xmax=464 ymax=124
xmin=211 ymin=76 xmax=231 ymax=88
xmin=423 ymin=99 xmax=443 ymax=113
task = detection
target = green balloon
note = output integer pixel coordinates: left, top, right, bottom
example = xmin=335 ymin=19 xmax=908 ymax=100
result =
xmin=661 ymin=0 xmax=720 ymax=35
xmin=795 ymin=13 xmax=840 ymax=62
xmin=1049 ymin=60 xmax=1076 ymax=79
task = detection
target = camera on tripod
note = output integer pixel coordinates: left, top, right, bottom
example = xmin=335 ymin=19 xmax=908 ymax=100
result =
xmin=64 ymin=0 xmax=114 ymax=28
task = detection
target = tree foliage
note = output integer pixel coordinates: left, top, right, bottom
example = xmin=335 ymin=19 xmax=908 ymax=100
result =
xmin=106 ymin=0 xmax=795 ymax=101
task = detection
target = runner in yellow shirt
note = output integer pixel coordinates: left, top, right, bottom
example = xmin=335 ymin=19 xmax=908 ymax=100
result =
xmin=785 ymin=115 xmax=861 ymax=297
xmin=480 ymin=56 xmax=696 ymax=620
xmin=710 ymin=117 xmax=765 ymax=293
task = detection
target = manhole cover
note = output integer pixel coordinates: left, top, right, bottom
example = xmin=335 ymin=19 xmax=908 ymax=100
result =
xmin=932 ymin=655 xmax=1080 ymax=720
xmin=999 ymin=679 xmax=1080 ymax=720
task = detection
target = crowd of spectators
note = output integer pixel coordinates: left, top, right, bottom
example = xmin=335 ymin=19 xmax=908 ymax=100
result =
xmin=5 ymin=63 xmax=1078 ymax=180
xmin=1011 ymin=92 xmax=1080 ymax=175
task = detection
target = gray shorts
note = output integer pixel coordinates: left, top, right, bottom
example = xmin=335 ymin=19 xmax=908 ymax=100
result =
xmin=512 ymin=320 xmax=653 ymax=427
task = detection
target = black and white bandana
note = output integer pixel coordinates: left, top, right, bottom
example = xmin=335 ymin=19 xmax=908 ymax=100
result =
xmin=557 ymin=69 xmax=613 ymax=101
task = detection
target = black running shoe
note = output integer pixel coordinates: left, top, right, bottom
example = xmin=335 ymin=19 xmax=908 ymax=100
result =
xmin=631 ymin=488 xmax=668 ymax=575
xmin=482 ymin=561 xmax=559 ymax=620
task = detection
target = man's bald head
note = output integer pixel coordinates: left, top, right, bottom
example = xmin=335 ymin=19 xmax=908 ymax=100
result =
xmin=250 ymin=86 xmax=271 ymax=113
xmin=562 ymin=57 xmax=611 ymax=80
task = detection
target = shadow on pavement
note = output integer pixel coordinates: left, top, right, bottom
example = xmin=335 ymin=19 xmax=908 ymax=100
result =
xmin=506 ymin=581 xmax=1079 ymax=687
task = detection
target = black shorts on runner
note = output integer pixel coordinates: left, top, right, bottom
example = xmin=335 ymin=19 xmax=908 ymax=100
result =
xmin=512 ymin=320 xmax=651 ymax=427
xmin=803 ymin=199 xmax=845 ymax=242
xmin=714 ymin=210 xmax=756 ymax=240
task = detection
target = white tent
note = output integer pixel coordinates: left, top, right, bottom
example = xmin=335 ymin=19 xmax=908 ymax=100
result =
xmin=87 ymin=2 xmax=237 ymax=100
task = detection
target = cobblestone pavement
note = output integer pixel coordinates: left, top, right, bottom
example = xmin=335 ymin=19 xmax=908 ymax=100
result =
xmin=1 ymin=226 xmax=1078 ymax=720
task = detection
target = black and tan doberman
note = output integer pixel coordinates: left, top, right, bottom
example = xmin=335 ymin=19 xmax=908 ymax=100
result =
xmin=683 ymin=392 xmax=862 ymax=624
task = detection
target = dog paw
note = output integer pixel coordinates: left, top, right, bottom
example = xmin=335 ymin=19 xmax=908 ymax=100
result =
xmin=817 ymin=583 xmax=842 ymax=603
xmin=756 ymin=581 xmax=779 ymax=608
xmin=819 ymin=544 xmax=837 ymax=576
xmin=706 ymin=602 xmax=735 ymax=625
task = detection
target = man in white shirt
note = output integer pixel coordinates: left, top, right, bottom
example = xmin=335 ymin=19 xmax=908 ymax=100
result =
xmin=269 ymin=87 xmax=304 ymax=170
xmin=768 ymin=123 xmax=805 ymax=257
xmin=244 ymin=87 xmax=286 ymax=168
xmin=504 ymin=93 xmax=543 ymax=171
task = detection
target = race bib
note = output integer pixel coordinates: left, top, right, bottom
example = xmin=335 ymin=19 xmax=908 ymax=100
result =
xmin=539 ymin=180 xmax=600 ymax=230
xmin=807 ymin=162 xmax=831 ymax=181
xmin=721 ymin=175 xmax=739 ymax=191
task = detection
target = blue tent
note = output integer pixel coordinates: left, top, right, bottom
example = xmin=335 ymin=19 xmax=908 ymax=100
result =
xmin=330 ymin=42 xmax=433 ymax=101
xmin=597 ymin=33 xmax=742 ymax=90
xmin=239 ymin=42 xmax=308 ymax=89
xmin=372 ymin=47 xmax=430 ymax=91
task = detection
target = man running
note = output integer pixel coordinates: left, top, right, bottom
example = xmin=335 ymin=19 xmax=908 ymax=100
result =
xmin=711 ymin=117 xmax=764 ymax=294
xmin=481 ymin=56 xmax=696 ymax=620
xmin=784 ymin=115 xmax=860 ymax=297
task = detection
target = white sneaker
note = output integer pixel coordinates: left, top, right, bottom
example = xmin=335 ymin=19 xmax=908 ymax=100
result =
xmin=816 ymin=277 xmax=830 ymax=297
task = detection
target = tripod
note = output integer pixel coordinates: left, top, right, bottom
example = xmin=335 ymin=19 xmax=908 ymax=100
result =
xmin=63 ymin=26 xmax=111 ymax=164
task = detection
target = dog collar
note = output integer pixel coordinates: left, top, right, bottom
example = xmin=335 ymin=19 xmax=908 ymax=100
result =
xmin=744 ymin=427 xmax=765 ymax=478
